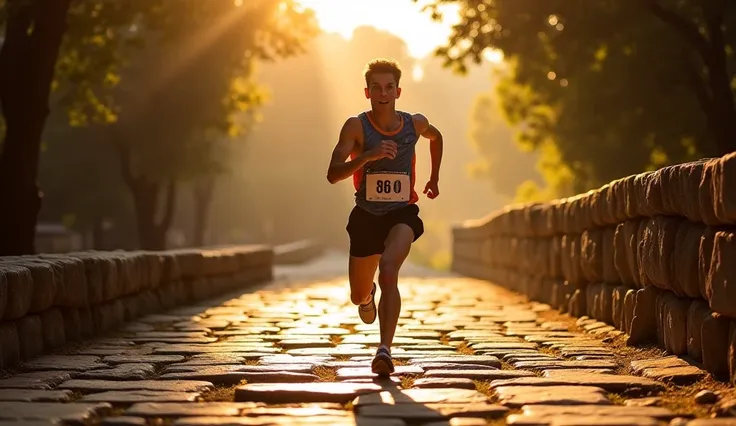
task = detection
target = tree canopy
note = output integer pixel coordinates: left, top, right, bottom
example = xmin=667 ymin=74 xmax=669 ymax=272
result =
xmin=0 ymin=0 xmax=318 ymax=253
xmin=419 ymin=0 xmax=735 ymax=194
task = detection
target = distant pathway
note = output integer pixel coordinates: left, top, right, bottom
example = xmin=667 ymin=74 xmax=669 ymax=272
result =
xmin=0 ymin=252 xmax=732 ymax=425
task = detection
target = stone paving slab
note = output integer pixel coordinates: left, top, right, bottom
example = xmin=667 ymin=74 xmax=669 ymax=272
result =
xmin=0 ymin=252 xmax=730 ymax=425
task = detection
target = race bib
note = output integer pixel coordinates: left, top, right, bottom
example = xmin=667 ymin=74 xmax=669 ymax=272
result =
xmin=366 ymin=172 xmax=410 ymax=202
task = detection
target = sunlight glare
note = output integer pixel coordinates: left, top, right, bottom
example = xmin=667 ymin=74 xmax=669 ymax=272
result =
xmin=412 ymin=63 xmax=425 ymax=81
xmin=483 ymin=48 xmax=504 ymax=64
xmin=234 ymin=0 xmax=242 ymax=6
xmin=298 ymin=0 xmax=461 ymax=59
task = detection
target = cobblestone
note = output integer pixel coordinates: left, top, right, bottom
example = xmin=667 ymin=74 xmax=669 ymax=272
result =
xmin=0 ymin=252 xmax=733 ymax=425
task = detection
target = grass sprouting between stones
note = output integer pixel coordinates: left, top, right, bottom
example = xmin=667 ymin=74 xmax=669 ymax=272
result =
xmin=198 ymin=380 xmax=248 ymax=402
xmin=313 ymin=366 xmax=338 ymax=382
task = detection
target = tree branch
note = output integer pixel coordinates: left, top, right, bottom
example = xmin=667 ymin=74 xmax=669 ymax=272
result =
xmin=701 ymin=0 xmax=727 ymax=67
xmin=683 ymin=53 xmax=713 ymax=115
xmin=646 ymin=0 xmax=712 ymax=60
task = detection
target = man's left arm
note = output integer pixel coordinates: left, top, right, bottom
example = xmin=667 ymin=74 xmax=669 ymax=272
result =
xmin=413 ymin=113 xmax=443 ymax=199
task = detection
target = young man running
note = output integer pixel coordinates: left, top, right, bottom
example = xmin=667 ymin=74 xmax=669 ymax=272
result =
xmin=326 ymin=58 xmax=444 ymax=376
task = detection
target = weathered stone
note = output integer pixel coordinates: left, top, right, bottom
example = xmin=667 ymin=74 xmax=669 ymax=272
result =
xmin=82 ymin=390 xmax=201 ymax=403
xmin=0 ymin=371 xmax=73 ymax=389
xmin=0 ymin=389 xmax=73 ymax=402
xmin=285 ymin=347 xmax=375 ymax=357
xmin=0 ymin=401 xmax=111 ymax=424
xmin=336 ymin=366 xmax=424 ymax=380
xmin=412 ymin=377 xmax=476 ymax=389
xmin=641 ymin=366 xmax=707 ymax=384
xmin=702 ymin=312 xmax=732 ymax=377
xmin=628 ymin=286 xmax=660 ymax=345
xmin=356 ymin=402 xmax=508 ymax=421
xmin=424 ymin=419 xmax=489 ymax=426
xmin=160 ymin=369 xmax=319 ymax=385
xmin=506 ymin=414 xmax=659 ymax=425
xmin=630 ymin=356 xmax=690 ymax=373
xmin=175 ymin=417 xmax=404 ymax=426
xmin=103 ymin=355 xmax=185 ymax=365
xmin=102 ymin=416 xmax=147 ymax=426
xmin=125 ymin=402 xmax=256 ymax=417
xmin=164 ymin=364 xmax=314 ymax=374
xmin=0 ymin=322 xmax=20 ymax=370
xmin=489 ymin=373 xmax=665 ymax=393
xmin=234 ymin=382 xmax=383 ymax=403
xmin=543 ymin=369 xmax=616 ymax=377
xmin=512 ymin=360 xmax=618 ymax=371
xmin=495 ymin=385 xmax=612 ymax=407
xmin=16 ymin=315 xmax=44 ymax=360
xmin=354 ymin=388 xmax=489 ymax=405
xmin=407 ymin=356 xmax=501 ymax=368
xmin=77 ymin=364 xmax=156 ymax=381
xmin=660 ymin=292 xmax=691 ymax=355
xmin=39 ymin=308 xmax=66 ymax=351
xmin=411 ymin=362 xmax=497 ymax=371
xmin=153 ymin=345 xmax=279 ymax=355
xmin=695 ymin=390 xmax=719 ymax=404
xmin=684 ymin=420 xmax=736 ymax=426
xmin=22 ymin=355 xmax=108 ymax=373
xmin=58 ymin=379 xmax=214 ymax=392
xmin=423 ymin=369 xmax=536 ymax=380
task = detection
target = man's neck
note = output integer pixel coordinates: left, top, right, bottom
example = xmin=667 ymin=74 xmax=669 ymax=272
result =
xmin=369 ymin=108 xmax=400 ymax=133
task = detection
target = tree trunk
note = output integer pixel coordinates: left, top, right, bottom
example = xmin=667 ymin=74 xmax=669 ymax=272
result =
xmin=701 ymin=0 xmax=736 ymax=155
xmin=649 ymin=0 xmax=736 ymax=156
xmin=192 ymin=178 xmax=215 ymax=247
xmin=114 ymin=141 xmax=178 ymax=251
xmin=0 ymin=0 xmax=73 ymax=255
xmin=127 ymin=178 xmax=177 ymax=251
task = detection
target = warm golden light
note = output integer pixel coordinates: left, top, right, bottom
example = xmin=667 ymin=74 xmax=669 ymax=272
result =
xmin=299 ymin=0 xmax=463 ymax=59
xmin=412 ymin=63 xmax=425 ymax=81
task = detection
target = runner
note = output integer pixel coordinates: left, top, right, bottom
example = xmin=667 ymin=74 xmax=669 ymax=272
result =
xmin=326 ymin=58 xmax=444 ymax=376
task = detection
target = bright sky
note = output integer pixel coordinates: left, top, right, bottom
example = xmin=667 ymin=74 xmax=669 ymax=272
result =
xmin=298 ymin=0 xmax=463 ymax=59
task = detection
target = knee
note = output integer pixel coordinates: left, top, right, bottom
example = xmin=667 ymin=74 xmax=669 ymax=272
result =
xmin=378 ymin=260 xmax=399 ymax=287
xmin=350 ymin=288 xmax=371 ymax=305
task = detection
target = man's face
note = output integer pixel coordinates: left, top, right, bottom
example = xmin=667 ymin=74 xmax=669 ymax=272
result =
xmin=365 ymin=73 xmax=401 ymax=108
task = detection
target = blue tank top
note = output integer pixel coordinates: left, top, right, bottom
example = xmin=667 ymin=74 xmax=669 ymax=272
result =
xmin=352 ymin=110 xmax=419 ymax=215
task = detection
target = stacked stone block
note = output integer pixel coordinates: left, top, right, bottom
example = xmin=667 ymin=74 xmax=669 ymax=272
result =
xmin=452 ymin=152 xmax=736 ymax=383
xmin=273 ymin=239 xmax=324 ymax=265
xmin=0 ymin=244 xmax=273 ymax=371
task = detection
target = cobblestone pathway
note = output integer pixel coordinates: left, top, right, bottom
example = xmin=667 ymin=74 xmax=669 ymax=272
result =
xmin=1 ymin=253 xmax=734 ymax=425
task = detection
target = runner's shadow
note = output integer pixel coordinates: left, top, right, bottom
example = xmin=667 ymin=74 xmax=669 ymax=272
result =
xmin=352 ymin=377 xmax=448 ymax=426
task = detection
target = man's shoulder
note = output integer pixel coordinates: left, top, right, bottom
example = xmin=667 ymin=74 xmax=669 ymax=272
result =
xmin=341 ymin=115 xmax=365 ymax=136
xmin=404 ymin=112 xmax=430 ymax=133
xmin=344 ymin=112 xmax=369 ymax=124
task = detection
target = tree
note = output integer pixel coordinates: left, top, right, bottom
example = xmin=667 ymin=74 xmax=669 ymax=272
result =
xmin=106 ymin=0 xmax=315 ymax=250
xmin=0 ymin=0 xmax=317 ymax=253
xmin=418 ymin=0 xmax=735 ymax=191
xmin=0 ymin=0 xmax=160 ymax=255
xmin=467 ymin=76 xmax=545 ymax=201
xmin=38 ymin=113 xmax=135 ymax=250
xmin=0 ymin=0 xmax=75 ymax=255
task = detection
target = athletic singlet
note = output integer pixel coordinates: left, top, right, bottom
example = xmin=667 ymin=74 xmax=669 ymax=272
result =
xmin=351 ymin=110 xmax=419 ymax=215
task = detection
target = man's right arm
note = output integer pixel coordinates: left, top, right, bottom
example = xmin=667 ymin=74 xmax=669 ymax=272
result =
xmin=326 ymin=117 xmax=370 ymax=184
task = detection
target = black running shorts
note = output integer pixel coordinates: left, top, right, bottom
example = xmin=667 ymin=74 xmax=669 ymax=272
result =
xmin=346 ymin=204 xmax=424 ymax=257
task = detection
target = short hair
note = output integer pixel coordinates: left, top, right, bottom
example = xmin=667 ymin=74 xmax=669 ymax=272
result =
xmin=363 ymin=58 xmax=402 ymax=87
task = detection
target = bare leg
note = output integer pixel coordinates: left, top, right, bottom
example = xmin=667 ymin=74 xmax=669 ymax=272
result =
xmin=348 ymin=255 xmax=380 ymax=306
xmin=377 ymin=223 xmax=414 ymax=349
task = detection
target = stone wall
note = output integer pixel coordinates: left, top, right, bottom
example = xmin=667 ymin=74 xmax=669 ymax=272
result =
xmin=451 ymin=152 xmax=736 ymax=383
xmin=273 ymin=239 xmax=324 ymax=265
xmin=0 ymin=244 xmax=273 ymax=371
